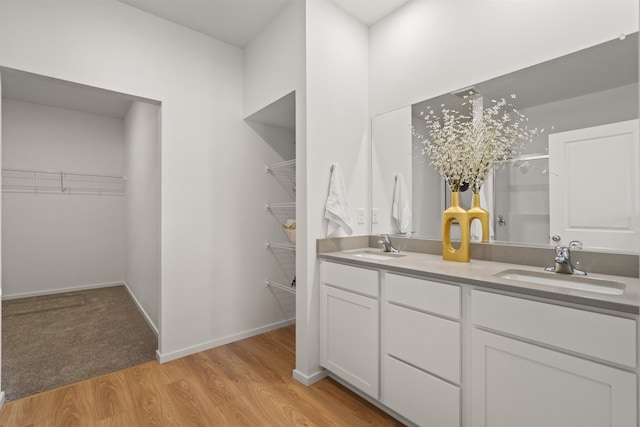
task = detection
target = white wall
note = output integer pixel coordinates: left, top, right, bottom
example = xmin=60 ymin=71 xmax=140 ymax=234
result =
xmin=0 ymin=0 xmax=299 ymax=363
xmin=301 ymin=0 xmax=369 ymax=382
xmin=244 ymin=0 xmax=371 ymax=385
xmin=2 ymin=100 xmax=125 ymax=174
xmin=243 ymin=0 xmax=311 ymax=380
xmin=0 ymin=72 xmax=4 ymax=405
xmin=124 ymin=100 xmax=160 ymax=332
xmin=369 ymin=0 xmax=639 ymax=116
xmin=2 ymin=99 xmax=125 ymax=298
xmin=244 ymin=0 xmax=305 ymax=118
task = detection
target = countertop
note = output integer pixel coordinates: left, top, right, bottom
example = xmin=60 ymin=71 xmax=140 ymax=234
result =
xmin=318 ymin=248 xmax=640 ymax=315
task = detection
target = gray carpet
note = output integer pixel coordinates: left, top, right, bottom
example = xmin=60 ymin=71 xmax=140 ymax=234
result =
xmin=2 ymin=285 xmax=157 ymax=401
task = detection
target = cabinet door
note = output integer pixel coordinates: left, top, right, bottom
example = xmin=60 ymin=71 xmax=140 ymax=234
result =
xmin=320 ymin=284 xmax=379 ymax=398
xmin=472 ymin=329 xmax=637 ymax=427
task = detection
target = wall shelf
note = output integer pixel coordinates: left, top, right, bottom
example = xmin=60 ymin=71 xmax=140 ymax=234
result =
xmin=266 ymin=159 xmax=296 ymax=198
xmin=2 ymin=168 xmax=125 ymax=196
xmin=265 ymin=158 xmax=295 ymax=172
xmin=265 ymin=279 xmax=296 ymax=294
xmin=264 ymin=157 xmax=296 ymax=300
xmin=264 ymin=202 xmax=296 ymax=211
xmin=265 ymin=241 xmax=296 ymax=251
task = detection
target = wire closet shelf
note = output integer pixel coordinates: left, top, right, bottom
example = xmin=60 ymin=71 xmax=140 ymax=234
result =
xmin=2 ymin=168 xmax=126 ymax=196
xmin=265 ymin=159 xmax=296 ymax=198
xmin=265 ymin=279 xmax=296 ymax=294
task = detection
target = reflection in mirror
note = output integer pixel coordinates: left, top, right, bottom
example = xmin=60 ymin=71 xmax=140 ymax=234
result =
xmin=372 ymin=33 xmax=639 ymax=252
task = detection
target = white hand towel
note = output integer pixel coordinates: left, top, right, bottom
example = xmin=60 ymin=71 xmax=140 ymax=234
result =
xmin=324 ymin=164 xmax=353 ymax=237
xmin=392 ymin=173 xmax=412 ymax=233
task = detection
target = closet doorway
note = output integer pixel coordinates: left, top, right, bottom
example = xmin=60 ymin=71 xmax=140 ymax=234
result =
xmin=0 ymin=68 xmax=161 ymax=401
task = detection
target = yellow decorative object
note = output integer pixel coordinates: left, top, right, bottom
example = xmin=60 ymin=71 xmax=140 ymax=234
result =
xmin=468 ymin=192 xmax=490 ymax=243
xmin=442 ymin=192 xmax=470 ymax=262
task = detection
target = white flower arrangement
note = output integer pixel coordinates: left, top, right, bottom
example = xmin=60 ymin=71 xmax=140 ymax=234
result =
xmin=417 ymin=94 xmax=540 ymax=193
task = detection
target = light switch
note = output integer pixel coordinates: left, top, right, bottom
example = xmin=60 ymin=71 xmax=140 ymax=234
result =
xmin=372 ymin=208 xmax=378 ymax=224
xmin=357 ymin=208 xmax=365 ymax=224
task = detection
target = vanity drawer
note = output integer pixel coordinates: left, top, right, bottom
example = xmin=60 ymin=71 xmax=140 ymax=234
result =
xmin=386 ymin=273 xmax=460 ymax=319
xmin=471 ymin=290 xmax=637 ymax=368
xmin=383 ymin=355 xmax=460 ymax=427
xmin=321 ymin=261 xmax=379 ymax=298
xmin=385 ymin=303 xmax=461 ymax=384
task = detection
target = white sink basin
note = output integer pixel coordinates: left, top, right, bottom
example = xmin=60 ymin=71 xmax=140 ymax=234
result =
xmin=352 ymin=250 xmax=407 ymax=261
xmin=495 ymin=269 xmax=625 ymax=295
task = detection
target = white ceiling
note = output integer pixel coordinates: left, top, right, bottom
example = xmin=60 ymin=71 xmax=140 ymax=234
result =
xmin=117 ymin=0 xmax=411 ymax=48
xmin=118 ymin=0 xmax=290 ymax=48
xmin=328 ymin=0 xmax=411 ymax=26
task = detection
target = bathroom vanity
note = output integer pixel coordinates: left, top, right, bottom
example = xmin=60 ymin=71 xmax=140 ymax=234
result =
xmin=318 ymin=246 xmax=639 ymax=427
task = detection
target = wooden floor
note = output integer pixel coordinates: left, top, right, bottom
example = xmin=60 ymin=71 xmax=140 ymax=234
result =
xmin=0 ymin=325 xmax=403 ymax=426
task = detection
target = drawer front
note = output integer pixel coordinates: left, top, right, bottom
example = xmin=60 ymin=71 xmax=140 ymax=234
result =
xmin=386 ymin=273 xmax=460 ymax=319
xmin=472 ymin=290 xmax=637 ymax=368
xmin=383 ymin=355 xmax=460 ymax=427
xmin=321 ymin=261 xmax=379 ymax=297
xmin=386 ymin=303 xmax=461 ymax=384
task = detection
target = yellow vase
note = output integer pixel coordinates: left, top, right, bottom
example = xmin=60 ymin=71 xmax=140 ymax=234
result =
xmin=468 ymin=192 xmax=490 ymax=243
xmin=442 ymin=192 xmax=470 ymax=262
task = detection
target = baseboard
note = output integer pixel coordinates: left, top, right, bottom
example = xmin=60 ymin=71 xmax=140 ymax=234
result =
xmin=292 ymin=368 xmax=328 ymax=386
xmin=155 ymin=318 xmax=295 ymax=363
xmin=122 ymin=281 xmax=159 ymax=337
xmin=1 ymin=281 xmax=126 ymax=301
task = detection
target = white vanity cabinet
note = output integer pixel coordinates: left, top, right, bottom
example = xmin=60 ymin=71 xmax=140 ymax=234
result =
xmin=471 ymin=290 xmax=638 ymax=427
xmin=382 ymin=273 xmax=461 ymax=427
xmin=320 ymin=261 xmax=380 ymax=398
xmin=319 ymin=254 xmax=639 ymax=427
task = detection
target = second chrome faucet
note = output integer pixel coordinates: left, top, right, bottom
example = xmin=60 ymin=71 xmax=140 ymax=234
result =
xmin=545 ymin=240 xmax=586 ymax=275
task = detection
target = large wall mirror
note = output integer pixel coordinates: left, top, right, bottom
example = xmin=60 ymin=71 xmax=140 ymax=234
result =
xmin=372 ymin=33 xmax=639 ymax=253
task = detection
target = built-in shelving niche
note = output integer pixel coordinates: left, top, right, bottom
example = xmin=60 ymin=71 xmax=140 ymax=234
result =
xmin=245 ymin=91 xmax=296 ymax=318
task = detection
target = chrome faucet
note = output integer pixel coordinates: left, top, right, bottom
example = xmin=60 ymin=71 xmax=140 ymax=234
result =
xmin=545 ymin=240 xmax=586 ymax=275
xmin=378 ymin=233 xmax=399 ymax=253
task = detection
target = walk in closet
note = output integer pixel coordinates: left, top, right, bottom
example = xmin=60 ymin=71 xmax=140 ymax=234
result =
xmin=1 ymin=68 xmax=159 ymax=306
xmin=0 ymin=68 xmax=161 ymax=399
